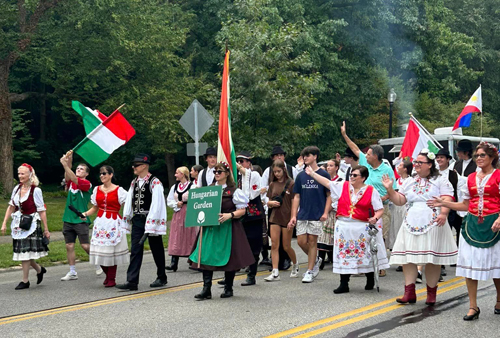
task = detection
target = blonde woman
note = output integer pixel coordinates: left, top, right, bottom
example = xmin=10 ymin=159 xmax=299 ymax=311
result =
xmin=1 ymin=164 xmax=50 ymax=290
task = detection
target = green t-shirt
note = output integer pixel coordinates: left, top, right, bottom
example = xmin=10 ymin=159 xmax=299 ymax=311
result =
xmin=63 ymin=178 xmax=92 ymax=224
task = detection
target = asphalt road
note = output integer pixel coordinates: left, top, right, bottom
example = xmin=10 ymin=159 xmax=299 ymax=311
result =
xmin=0 ymin=241 xmax=498 ymax=338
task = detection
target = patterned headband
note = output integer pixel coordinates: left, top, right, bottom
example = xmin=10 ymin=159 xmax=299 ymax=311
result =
xmin=218 ymin=161 xmax=230 ymax=171
xmin=479 ymin=141 xmax=498 ymax=152
xmin=21 ymin=163 xmax=33 ymax=172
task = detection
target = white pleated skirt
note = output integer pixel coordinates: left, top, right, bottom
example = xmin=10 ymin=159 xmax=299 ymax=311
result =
xmin=456 ymin=235 xmax=500 ymax=281
xmin=390 ymin=222 xmax=458 ymax=265
xmin=89 ymin=237 xmax=129 ymax=266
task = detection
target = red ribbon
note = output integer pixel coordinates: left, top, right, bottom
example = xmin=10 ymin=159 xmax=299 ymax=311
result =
xmin=21 ymin=163 xmax=33 ymax=172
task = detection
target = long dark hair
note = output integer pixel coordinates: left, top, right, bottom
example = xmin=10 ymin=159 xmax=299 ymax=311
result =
xmin=100 ymin=165 xmax=115 ymax=182
xmin=270 ymin=160 xmax=290 ymax=182
xmin=214 ymin=162 xmax=235 ymax=188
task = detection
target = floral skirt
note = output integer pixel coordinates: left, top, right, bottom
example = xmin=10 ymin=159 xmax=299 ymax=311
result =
xmin=12 ymin=222 xmax=49 ymax=261
xmin=333 ymin=217 xmax=390 ymax=274
xmin=318 ymin=210 xmax=335 ymax=251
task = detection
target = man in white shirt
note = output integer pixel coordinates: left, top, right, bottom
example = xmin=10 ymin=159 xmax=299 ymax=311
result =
xmin=454 ymin=139 xmax=477 ymax=177
xmin=196 ymin=147 xmax=217 ymax=187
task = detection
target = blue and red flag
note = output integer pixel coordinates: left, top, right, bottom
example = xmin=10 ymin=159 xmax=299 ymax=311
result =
xmin=452 ymin=86 xmax=482 ymax=131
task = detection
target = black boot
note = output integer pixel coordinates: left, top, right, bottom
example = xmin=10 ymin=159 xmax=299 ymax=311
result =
xmin=334 ymin=274 xmax=350 ymax=294
xmin=165 ymin=256 xmax=179 ymax=272
xmin=195 ymin=271 xmax=212 ymax=300
xmin=318 ymin=251 xmax=326 ymax=270
xmin=242 ymin=262 xmax=257 ymax=286
xmin=365 ymin=272 xmax=375 ymax=290
xmin=221 ymin=271 xmax=235 ymax=298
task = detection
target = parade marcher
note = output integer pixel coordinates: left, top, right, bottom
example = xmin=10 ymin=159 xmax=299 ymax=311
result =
xmin=190 ymin=162 xmax=254 ymax=300
xmin=454 ymin=139 xmax=477 ymax=177
xmin=317 ymin=159 xmax=343 ymax=270
xmin=81 ymin=165 xmax=129 ymax=287
xmin=165 ymin=167 xmax=196 ymax=272
xmin=288 ymin=146 xmax=331 ymax=283
xmin=389 ymin=160 xmax=413 ymax=251
xmin=429 ymin=142 xmax=500 ymax=320
xmin=264 ymin=160 xmax=298 ymax=281
xmin=236 ymin=151 xmax=265 ymax=286
xmin=196 ymin=147 xmax=217 ymax=188
xmin=59 ymin=151 xmax=98 ymax=281
xmin=1 ymin=164 xmax=50 ymax=290
xmin=308 ymin=165 xmax=389 ymax=293
xmin=341 ymin=121 xmax=396 ymax=277
xmin=339 ymin=148 xmax=359 ymax=181
xmin=116 ymin=154 xmax=168 ymax=290
xmin=253 ymin=165 xmax=271 ymax=264
xmin=190 ymin=164 xmax=204 ymax=187
xmin=382 ymin=149 xmax=458 ymax=306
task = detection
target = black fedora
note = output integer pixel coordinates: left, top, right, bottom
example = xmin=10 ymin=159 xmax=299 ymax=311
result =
xmin=436 ymin=149 xmax=452 ymax=159
xmin=344 ymin=147 xmax=359 ymax=161
xmin=132 ymin=153 xmax=151 ymax=164
xmin=456 ymin=139 xmax=473 ymax=152
xmin=204 ymin=147 xmax=217 ymax=158
xmin=270 ymin=145 xmax=286 ymax=157
xmin=236 ymin=151 xmax=253 ymax=160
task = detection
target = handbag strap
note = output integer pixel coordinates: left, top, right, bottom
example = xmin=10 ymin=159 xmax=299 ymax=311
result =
xmin=279 ymin=179 xmax=291 ymax=199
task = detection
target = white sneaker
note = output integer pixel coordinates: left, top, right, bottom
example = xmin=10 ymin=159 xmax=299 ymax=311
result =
xmin=290 ymin=264 xmax=299 ymax=278
xmin=264 ymin=273 xmax=281 ymax=282
xmin=61 ymin=272 xmax=78 ymax=281
xmin=312 ymin=257 xmax=322 ymax=278
xmin=302 ymin=271 xmax=314 ymax=283
xmin=95 ymin=266 xmax=103 ymax=276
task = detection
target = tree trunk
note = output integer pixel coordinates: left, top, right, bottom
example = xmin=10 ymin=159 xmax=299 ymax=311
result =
xmin=0 ymin=59 xmax=14 ymax=196
xmin=164 ymin=153 xmax=176 ymax=189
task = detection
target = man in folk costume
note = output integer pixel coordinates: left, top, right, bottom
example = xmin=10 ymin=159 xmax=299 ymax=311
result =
xmin=196 ymin=147 xmax=217 ymax=188
xmin=339 ymin=147 xmax=359 ymax=181
xmin=116 ymin=154 xmax=168 ymax=290
xmin=454 ymin=139 xmax=477 ymax=177
xmin=235 ymin=151 xmax=265 ymax=286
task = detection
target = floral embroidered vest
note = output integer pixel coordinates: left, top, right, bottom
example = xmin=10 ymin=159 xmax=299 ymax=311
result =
xmin=467 ymin=170 xmax=500 ymax=217
xmin=336 ymin=182 xmax=374 ymax=221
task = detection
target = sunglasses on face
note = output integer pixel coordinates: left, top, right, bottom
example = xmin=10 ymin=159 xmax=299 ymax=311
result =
xmin=100 ymin=172 xmax=109 ymax=176
xmin=237 ymin=159 xmax=245 ymax=164
xmin=413 ymin=161 xmax=430 ymax=166
xmin=214 ymin=170 xmax=227 ymax=175
xmin=132 ymin=163 xmax=145 ymax=168
xmin=349 ymin=174 xmax=360 ymax=178
xmin=473 ymin=153 xmax=487 ymax=159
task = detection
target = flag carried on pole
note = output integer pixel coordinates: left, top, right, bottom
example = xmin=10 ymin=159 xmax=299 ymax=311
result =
xmin=72 ymin=106 xmax=135 ymax=167
xmin=400 ymin=116 xmax=441 ymax=160
xmin=452 ymin=86 xmax=482 ymax=131
xmin=72 ymin=101 xmax=108 ymax=134
xmin=217 ymin=50 xmax=237 ymax=181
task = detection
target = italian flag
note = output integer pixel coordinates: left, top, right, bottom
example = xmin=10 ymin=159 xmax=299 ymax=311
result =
xmin=217 ymin=51 xmax=237 ymax=181
xmin=400 ymin=116 xmax=441 ymax=160
xmin=72 ymin=101 xmax=108 ymax=134
xmin=72 ymin=102 xmax=136 ymax=166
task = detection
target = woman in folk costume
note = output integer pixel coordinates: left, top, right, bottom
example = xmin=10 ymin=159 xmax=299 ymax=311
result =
xmin=317 ymin=158 xmax=343 ymax=270
xmin=306 ymin=165 xmax=389 ymax=294
xmin=190 ymin=162 xmax=254 ymax=300
xmin=429 ymin=142 xmax=500 ymax=320
xmin=1 ymin=164 xmax=49 ymax=290
xmin=382 ymin=149 xmax=457 ymax=306
xmin=82 ymin=166 xmax=129 ymax=287
xmin=190 ymin=164 xmax=204 ymax=187
xmin=165 ymin=167 xmax=197 ymax=272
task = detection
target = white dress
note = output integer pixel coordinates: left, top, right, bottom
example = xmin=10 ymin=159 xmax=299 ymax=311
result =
xmin=456 ymin=172 xmax=500 ymax=280
xmin=390 ymin=175 xmax=458 ymax=265
xmin=330 ymin=182 xmax=390 ymax=274
xmin=389 ymin=177 xmax=408 ymax=250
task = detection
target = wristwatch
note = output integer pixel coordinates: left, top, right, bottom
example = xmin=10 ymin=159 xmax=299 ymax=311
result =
xmin=231 ymin=212 xmax=235 ymax=219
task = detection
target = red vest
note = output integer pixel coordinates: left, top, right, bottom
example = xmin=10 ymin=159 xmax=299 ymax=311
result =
xmin=467 ymin=170 xmax=500 ymax=217
xmin=13 ymin=185 xmax=37 ymax=215
xmin=336 ymin=182 xmax=374 ymax=221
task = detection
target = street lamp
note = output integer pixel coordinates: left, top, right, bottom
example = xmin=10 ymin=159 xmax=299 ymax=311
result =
xmin=388 ymin=88 xmax=397 ymax=138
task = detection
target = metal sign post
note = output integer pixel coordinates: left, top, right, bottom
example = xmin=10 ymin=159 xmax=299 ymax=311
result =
xmin=179 ymin=99 xmax=214 ymax=163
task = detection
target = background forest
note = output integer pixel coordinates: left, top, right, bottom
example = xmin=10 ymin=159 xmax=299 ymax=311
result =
xmin=1 ymin=0 xmax=499 ymax=193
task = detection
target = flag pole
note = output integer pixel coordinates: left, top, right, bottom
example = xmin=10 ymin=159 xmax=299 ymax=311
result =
xmin=197 ymin=227 xmax=203 ymax=269
xmin=480 ymin=112 xmax=483 ymax=142
xmin=408 ymin=112 xmax=443 ymax=148
xmin=112 ymin=103 xmax=126 ymax=114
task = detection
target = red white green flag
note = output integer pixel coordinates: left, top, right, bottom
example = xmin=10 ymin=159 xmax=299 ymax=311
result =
xmin=400 ymin=116 xmax=441 ymax=160
xmin=217 ymin=51 xmax=237 ymax=181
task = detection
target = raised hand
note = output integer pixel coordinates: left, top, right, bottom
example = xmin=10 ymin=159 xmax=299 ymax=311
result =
xmin=381 ymin=174 xmax=393 ymax=190
xmin=341 ymin=121 xmax=346 ymax=135
xmin=335 ymin=153 xmax=341 ymax=161
xmin=305 ymin=165 xmax=314 ymax=177
xmin=297 ymin=156 xmax=304 ymax=167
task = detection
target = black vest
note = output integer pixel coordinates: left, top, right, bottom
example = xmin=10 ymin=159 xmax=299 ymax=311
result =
xmin=132 ymin=176 xmax=157 ymax=215
xmin=174 ymin=181 xmax=192 ymax=204
xmin=201 ymin=168 xmax=214 ymax=187
xmin=455 ymin=159 xmax=477 ymax=177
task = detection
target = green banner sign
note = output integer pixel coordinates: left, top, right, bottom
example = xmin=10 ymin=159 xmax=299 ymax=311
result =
xmin=185 ymin=185 xmax=223 ymax=227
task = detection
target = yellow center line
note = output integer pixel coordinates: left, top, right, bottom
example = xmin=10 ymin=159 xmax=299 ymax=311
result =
xmin=295 ymin=281 xmax=466 ymax=338
xmin=264 ymin=276 xmax=464 ymax=338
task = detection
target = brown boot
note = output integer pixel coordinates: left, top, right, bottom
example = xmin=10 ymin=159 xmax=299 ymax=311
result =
xmin=396 ymin=283 xmax=417 ymax=304
xmin=425 ymin=284 xmax=438 ymax=306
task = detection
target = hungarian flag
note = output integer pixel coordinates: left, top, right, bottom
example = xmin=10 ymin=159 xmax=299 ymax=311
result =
xmin=400 ymin=116 xmax=441 ymax=160
xmin=452 ymin=86 xmax=482 ymax=131
xmin=217 ymin=51 xmax=237 ymax=181
xmin=73 ymin=107 xmax=135 ymax=166
xmin=72 ymin=101 xmax=108 ymax=134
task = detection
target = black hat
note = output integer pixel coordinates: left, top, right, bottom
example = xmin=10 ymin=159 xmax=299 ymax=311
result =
xmin=236 ymin=151 xmax=253 ymax=160
xmin=436 ymin=149 xmax=452 ymax=159
xmin=132 ymin=153 xmax=151 ymax=164
xmin=456 ymin=139 xmax=473 ymax=152
xmin=270 ymin=145 xmax=286 ymax=157
xmin=204 ymin=147 xmax=217 ymax=158
xmin=344 ymin=147 xmax=359 ymax=161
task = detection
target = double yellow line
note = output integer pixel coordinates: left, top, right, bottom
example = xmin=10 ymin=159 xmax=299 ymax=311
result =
xmin=265 ymin=276 xmax=465 ymax=338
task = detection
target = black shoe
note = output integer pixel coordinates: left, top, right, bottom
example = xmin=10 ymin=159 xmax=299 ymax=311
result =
xmin=281 ymin=259 xmax=291 ymax=271
xmin=463 ymin=307 xmax=480 ymax=321
xmin=150 ymin=278 xmax=167 ymax=288
xmin=365 ymin=272 xmax=375 ymax=290
xmin=165 ymin=264 xmax=178 ymax=272
xmin=241 ymin=277 xmax=256 ymax=286
xmin=194 ymin=287 xmax=212 ymax=300
xmin=220 ymin=288 xmax=233 ymax=298
xmin=495 ymin=301 xmax=500 ymax=315
xmin=259 ymin=258 xmax=272 ymax=266
xmin=37 ymin=266 xmax=47 ymax=285
xmin=416 ymin=272 xmax=423 ymax=284
xmin=15 ymin=281 xmax=30 ymax=290
xmin=333 ymin=284 xmax=349 ymax=294
xmin=438 ymin=275 xmax=444 ymax=282
xmin=396 ymin=266 xmax=403 ymax=272
xmin=115 ymin=282 xmax=138 ymax=291
xmin=217 ymin=279 xmax=226 ymax=286
xmin=245 ymin=267 xmax=250 ymax=273
xmin=319 ymin=259 xmax=325 ymax=270
xmin=441 ymin=266 xmax=447 ymax=276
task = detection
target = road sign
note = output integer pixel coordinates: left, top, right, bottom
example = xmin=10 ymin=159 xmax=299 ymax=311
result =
xmin=187 ymin=143 xmax=208 ymax=157
xmin=179 ymin=99 xmax=214 ymax=165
